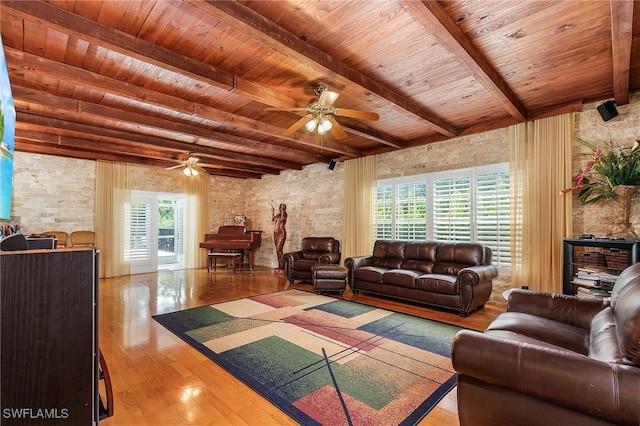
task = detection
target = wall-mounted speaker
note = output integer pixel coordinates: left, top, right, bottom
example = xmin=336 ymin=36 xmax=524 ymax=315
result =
xmin=597 ymin=100 xmax=618 ymax=122
xmin=328 ymin=159 xmax=337 ymax=170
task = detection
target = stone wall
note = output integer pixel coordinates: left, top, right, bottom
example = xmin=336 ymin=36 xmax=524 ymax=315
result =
xmin=573 ymin=93 xmax=640 ymax=237
xmin=9 ymin=152 xmax=95 ymax=235
xmin=9 ymin=157 xmax=247 ymax=238
xmin=244 ymin=163 xmax=344 ymax=269
xmin=7 ymin=94 xmax=640 ymax=306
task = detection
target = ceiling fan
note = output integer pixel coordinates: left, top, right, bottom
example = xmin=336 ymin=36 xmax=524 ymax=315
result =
xmin=165 ymin=155 xmax=204 ymax=176
xmin=265 ymin=85 xmax=379 ymax=139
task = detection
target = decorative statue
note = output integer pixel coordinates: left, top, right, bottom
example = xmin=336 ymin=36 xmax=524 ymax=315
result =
xmin=271 ymin=202 xmax=287 ymax=269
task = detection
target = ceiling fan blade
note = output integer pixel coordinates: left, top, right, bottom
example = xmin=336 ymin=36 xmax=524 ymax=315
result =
xmin=334 ymin=108 xmax=379 ymax=121
xmin=329 ymin=117 xmax=348 ymax=140
xmin=264 ymin=107 xmax=307 ymax=112
xmin=165 ymin=165 xmax=183 ymax=170
xmin=283 ymin=115 xmax=312 ymax=136
xmin=283 ymin=115 xmax=311 ymax=136
xmin=318 ymin=90 xmax=339 ymax=107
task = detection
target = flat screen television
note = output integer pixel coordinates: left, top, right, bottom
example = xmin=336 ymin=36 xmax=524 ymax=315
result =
xmin=0 ymin=35 xmax=16 ymax=220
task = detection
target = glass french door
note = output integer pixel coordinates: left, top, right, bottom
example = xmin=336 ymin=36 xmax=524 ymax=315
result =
xmin=126 ymin=191 xmax=184 ymax=274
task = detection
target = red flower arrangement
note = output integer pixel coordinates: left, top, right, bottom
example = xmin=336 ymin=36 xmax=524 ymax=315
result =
xmin=562 ymin=139 xmax=640 ymax=205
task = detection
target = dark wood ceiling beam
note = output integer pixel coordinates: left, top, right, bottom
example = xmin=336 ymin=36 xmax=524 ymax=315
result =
xmin=1 ymin=0 xmax=237 ymax=90
xmin=187 ymin=0 xmax=459 ymax=138
xmin=609 ymin=0 xmax=634 ymax=106
xmin=10 ymin=83 xmax=324 ymax=166
xmin=14 ymin=138 xmax=263 ymax=179
xmin=13 ymin=110 xmax=298 ymax=172
xmin=14 ymin=124 xmax=283 ymax=176
xmin=401 ymin=0 xmax=527 ymax=122
xmin=12 ymin=93 xmax=306 ymax=171
xmin=5 ymin=47 xmax=360 ymax=158
xmin=2 ymin=0 xmax=308 ymax=110
xmin=339 ymin=124 xmax=403 ymax=149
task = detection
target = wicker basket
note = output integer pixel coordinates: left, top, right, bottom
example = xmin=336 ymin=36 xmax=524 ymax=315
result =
xmin=604 ymin=248 xmax=631 ymax=271
xmin=576 ymin=251 xmax=606 ymax=267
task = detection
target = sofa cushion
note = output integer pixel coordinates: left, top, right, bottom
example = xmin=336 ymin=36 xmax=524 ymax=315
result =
xmin=415 ymin=274 xmax=458 ymax=294
xmin=486 ymin=312 xmax=590 ymax=355
xmin=373 ymin=240 xmax=406 ymax=259
xmin=354 ymin=266 xmax=388 ymax=284
xmin=433 ymin=242 xmax=486 ymax=275
xmin=382 ymin=269 xmax=421 ymax=288
xmin=404 ymin=241 xmax=438 ymax=261
xmin=401 ymin=259 xmax=434 ymax=273
xmin=589 ymin=307 xmax=624 ymax=363
xmin=608 ymin=262 xmax=640 ymax=366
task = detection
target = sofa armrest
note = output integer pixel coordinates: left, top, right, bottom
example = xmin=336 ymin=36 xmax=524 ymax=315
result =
xmin=452 ymin=330 xmax=640 ymax=425
xmin=344 ymin=255 xmax=374 ymax=269
xmin=457 ymin=265 xmax=498 ymax=286
xmin=283 ymin=250 xmax=303 ymax=264
xmin=344 ymin=256 xmax=374 ymax=289
xmin=282 ymin=251 xmax=303 ymax=280
xmin=508 ymin=290 xmax=606 ymax=329
xmin=318 ymin=252 xmax=341 ymax=264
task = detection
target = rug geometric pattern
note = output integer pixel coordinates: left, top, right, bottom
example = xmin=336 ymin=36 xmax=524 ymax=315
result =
xmin=153 ymin=289 xmax=460 ymax=426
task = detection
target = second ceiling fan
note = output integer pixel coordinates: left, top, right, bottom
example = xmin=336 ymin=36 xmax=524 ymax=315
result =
xmin=165 ymin=155 xmax=204 ymax=176
xmin=266 ymin=86 xmax=379 ymax=140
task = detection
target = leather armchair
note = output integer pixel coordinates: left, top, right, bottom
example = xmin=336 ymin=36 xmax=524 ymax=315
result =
xmin=283 ymin=237 xmax=341 ymax=283
xmin=451 ymin=262 xmax=640 ymax=425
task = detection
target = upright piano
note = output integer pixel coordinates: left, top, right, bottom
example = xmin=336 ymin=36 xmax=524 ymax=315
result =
xmin=199 ymin=226 xmax=263 ymax=270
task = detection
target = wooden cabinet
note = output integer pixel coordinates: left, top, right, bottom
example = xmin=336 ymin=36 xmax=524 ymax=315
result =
xmin=562 ymin=237 xmax=640 ymax=296
xmin=1 ymin=248 xmax=99 ymax=425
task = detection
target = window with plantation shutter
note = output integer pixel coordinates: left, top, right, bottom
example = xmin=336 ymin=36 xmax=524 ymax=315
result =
xmin=376 ymin=185 xmax=393 ymax=239
xmin=476 ymin=169 xmax=511 ymax=268
xmin=395 ymin=182 xmax=427 ymax=240
xmin=375 ymin=163 xmax=510 ymax=273
xmin=433 ymin=175 xmax=471 ymax=241
xmin=124 ymin=202 xmax=151 ymax=261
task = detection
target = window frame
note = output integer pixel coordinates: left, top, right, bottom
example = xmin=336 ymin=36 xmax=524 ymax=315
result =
xmin=375 ymin=163 xmax=511 ymax=274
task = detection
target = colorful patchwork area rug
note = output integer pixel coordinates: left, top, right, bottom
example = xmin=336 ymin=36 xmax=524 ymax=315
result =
xmin=153 ymin=289 xmax=461 ymax=426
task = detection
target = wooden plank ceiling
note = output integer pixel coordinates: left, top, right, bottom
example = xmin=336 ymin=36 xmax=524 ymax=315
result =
xmin=1 ymin=0 xmax=638 ymax=179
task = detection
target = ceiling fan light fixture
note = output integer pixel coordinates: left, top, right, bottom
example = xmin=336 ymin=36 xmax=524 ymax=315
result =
xmin=321 ymin=116 xmax=333 ymax=131
xmin=183 ymin=165 xmax=198 ymax=176
xmin=305 ymin=117 xmax=318 ymax=132
xmin=317 ymin=122 xmax=329 ymax=135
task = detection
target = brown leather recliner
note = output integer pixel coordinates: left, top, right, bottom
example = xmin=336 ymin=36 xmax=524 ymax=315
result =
xmin=283 ymin=237 xmax=341 ymax=283
xmin=451 ymin=262 xmax=640 ymax=425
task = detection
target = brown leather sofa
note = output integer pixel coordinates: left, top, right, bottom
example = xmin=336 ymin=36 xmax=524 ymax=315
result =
xmin=344 ymin=239 xmax=498 ymax=316
xmin=283 ymin=237 xmax=341 ymax=283
xmin=452 ymin=262 xmax=640 ymax=425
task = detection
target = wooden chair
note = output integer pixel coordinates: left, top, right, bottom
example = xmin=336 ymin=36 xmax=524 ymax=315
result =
xmin=98 ymin=350 xmax=114 ymax=419
xmin=43 ymin=231 xmax=69 ymax=248
xmin=70 ymin=231 xmax=95 ymax=247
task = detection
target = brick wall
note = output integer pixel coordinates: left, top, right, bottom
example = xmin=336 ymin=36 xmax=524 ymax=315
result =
xmin=573 ymin=93 xmax=640 ymax=236
xmin=8 ymin=94 xmax=640 ymax=305
xmin=244 ymin=163 xmax=344 ymax=269
xmin=10 ymin=153 xmax=95 ymax=235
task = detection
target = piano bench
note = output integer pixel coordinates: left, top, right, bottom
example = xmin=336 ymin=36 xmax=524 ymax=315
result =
xmin=208 ymin=252 xmax=242 ymax=273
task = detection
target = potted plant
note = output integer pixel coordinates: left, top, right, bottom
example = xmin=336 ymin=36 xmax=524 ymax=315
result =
xmin=563 ymin=138 xmax=640 ymax=204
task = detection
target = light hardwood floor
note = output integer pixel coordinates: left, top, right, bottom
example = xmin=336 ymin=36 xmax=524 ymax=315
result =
xmin=98 ymin=266 xmax=503 ymax=426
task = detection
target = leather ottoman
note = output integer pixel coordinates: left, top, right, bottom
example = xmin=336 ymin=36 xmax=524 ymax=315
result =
xmin=311 ymin=264 xmax=347 ymax=295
